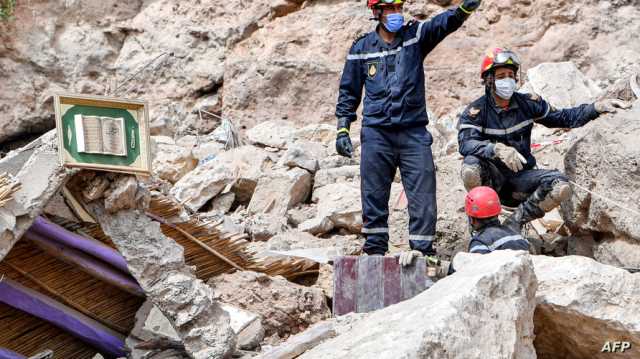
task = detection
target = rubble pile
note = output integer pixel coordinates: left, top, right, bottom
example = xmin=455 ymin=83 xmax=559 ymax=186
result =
xmin=1 ymin=0 xmax=640 ymax=357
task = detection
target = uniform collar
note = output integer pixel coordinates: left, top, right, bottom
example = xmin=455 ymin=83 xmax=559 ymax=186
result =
xmin=488 ymin=93 xmax=519 ymax=114
xmin=475 ymin=218 xmax=502 ymax=233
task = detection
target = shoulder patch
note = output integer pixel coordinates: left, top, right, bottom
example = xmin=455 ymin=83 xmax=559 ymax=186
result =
xmin=468 ymin=107 xmax=480 ymax=118
xmin=352 ymin=32 xmax=368 ymax=47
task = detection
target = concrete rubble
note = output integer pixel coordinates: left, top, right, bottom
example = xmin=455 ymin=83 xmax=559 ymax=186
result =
xmin=171 ymin=145 xmax=274 ymax=211
xmin=248 ymin=168 xmax=312 ymax=217
xmin=0 ymin=130 xmax=74 ymax=261
xmin=208 ymin=270 xmax=331 ymax=344
xmin=300 ymin=251 xmax=537 ymax=359
xmin=454 ymin=252 xmax=640 ymax=359
xmin=90 ymin=190 xmax=236 ymax=359
xmin=2 ymin=0 xmax=640 ymax=355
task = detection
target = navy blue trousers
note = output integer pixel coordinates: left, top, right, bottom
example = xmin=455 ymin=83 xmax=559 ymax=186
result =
xmin=463 ymin=155 xmax=567 ymax=207
xmin=360 ymin=126 xmax=436 ymax=255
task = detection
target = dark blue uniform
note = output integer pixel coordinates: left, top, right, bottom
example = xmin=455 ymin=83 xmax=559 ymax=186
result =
xmin=458 ymin=92 xmax=599 ymax=208
xmin=468 ymin=219 xmax=530 ymax=254
xmin=336 ymin=9 xmax=468 ymax=255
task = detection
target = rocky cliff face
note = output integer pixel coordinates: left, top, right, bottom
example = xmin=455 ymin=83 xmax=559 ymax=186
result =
xmin=2 ymin=0 xmax=639 ymax=143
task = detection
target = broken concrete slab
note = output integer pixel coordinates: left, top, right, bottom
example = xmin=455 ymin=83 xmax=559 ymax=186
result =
xmin=301 ymin=251 xmax=537 ymax=359
xmin=94 ymin=208 xmax=236 ymax=359
xmin=248 ymin=168 xmax=312 ymax=217
xmin=0 ymin=130 xmax=75 ymax=261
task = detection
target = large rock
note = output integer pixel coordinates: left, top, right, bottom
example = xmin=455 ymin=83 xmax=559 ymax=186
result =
xmin=246 ymin=120 xmax=297 ymax=149
xmin=561 ymin=105 xmax=640 ymax=245
xmin=525 ymin=62 xmax=602 ymax=108
xmin=208 ymin=271 xmax=331 ymax=342
xmin=152 ymin=141 xmax=198 ymax=183
xmin=593 ymin=238 xmax=640 ymax=269
xmin=248 ymin=168 xmax=312 ymax=217
xmin=170 ymin=145 xmax=274 ymax=211
xmin=532 ymin=255 xmax=640 ymax=359
xmin=312 ymin=183 xmax=362 ymax=234
xmin=313 ymin=166 xmax=359 ymax=189
xmin=300 ymin=251 xmax=537 ymax=359
xmin=279 ymin=140 xmax=324 ymax=173
xmin=454 ymin=253 xmax=640 ymax=359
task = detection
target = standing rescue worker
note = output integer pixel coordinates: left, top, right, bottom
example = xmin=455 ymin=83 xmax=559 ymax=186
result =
xmin=465 ymin=186 xmax=529 ymax=254
xmin=458 ymin=48 xmax=631 ymax=232
xmin=334 ymin=0 xmax=482 ymax=262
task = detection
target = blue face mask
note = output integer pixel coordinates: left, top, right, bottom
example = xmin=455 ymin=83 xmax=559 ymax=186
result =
xmin=384 ymin=13 xmax=404 ymax=33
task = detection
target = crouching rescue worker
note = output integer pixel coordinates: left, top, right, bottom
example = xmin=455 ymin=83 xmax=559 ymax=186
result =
xmin=465 ymin=186 xmax=529 ymax=254
xmin=458 ymin=48 xmax=631 ymax=232
xmin=335 ymin=0 xmax=482 ymax=264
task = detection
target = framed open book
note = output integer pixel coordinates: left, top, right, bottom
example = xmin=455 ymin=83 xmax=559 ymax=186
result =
xmin=54 ymin=93 xmax=152 ymax=175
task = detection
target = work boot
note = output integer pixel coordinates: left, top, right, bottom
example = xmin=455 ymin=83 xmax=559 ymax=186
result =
xmin=503 ymin=198 xmax=545 ymax=233
xmin=504 ymin=179 xmax=572 ymax=232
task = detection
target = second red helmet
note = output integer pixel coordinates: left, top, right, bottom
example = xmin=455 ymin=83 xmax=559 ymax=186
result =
xmin=465 ymin=186 xmax=502 ymax=218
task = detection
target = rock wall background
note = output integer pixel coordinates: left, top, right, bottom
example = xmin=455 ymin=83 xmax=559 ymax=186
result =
xmin=1 ymin=0 xmax=640 ymax=261
xmin=2 ymin=0 xmax=639 ymax=142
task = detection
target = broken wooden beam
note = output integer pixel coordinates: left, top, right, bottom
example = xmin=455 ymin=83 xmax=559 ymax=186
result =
xmin=23 ymin=231 xmax=144 ymax=297
xmin=30 ymin=216 xmax=129 ymax=273
xmin=0 ymin=348 xmax=25 ymax=359
xmin=0 ymin=276 xmax=126 ymax=358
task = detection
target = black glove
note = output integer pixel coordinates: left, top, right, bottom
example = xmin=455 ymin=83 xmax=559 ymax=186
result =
xmin=460 ymin=0 xmax=481 ymax=13
xmin=336 ymin=118 xmax=353 ymax=158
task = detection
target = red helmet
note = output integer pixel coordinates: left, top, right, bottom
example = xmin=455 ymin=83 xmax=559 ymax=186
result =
xmin=480 ymin=47 xmax=521 ymax=79
xmin=465 ymin=186 xmax=502 ymax=218
xmin=368 ymin=0 xmax=403 ymax=8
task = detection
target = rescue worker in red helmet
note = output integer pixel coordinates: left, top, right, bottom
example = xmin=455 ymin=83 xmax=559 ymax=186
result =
xmin=457 ymin=48 xmax=631 ymax=233
xmin=335 ymin=0 xmax=483 ymax=265
xmin=465 ymin=186 xmax=529 ymax=254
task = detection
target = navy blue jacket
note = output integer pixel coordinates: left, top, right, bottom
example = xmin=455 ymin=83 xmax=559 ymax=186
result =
xmin=468 ymin=219 xmax=530 ymax=254
xmin=336 ymin=9 xmax=466 ymax=128
xmin=458 ymin=92 xmax=599 ymax=171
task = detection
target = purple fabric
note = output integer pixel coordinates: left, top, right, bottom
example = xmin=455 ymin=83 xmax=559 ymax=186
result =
xmin=30 ymin=217 xmax=129 ymax=274
xmin=24 ymin=231 xmax=144 ymax=297
xmin=0 ymin=278 xmax=126 ymax=358
xmin=0 ymin=348 xmax=25 ymax=359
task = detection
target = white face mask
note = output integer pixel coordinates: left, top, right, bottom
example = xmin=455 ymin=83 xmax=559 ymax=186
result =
xmin=495 ymin=78 xmax=517 ymax=100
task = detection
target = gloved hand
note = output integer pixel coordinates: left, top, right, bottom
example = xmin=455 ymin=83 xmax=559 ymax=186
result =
xmin=336 ymin=118 xmax=353 ymax=158
xmin=594 ymin=99 xmax=631 ymax=114
xmin=398 ymin=250 xmax=423 ymax=267
xmin=460 ymin=0 xmax=481 ymax=13
xmin=493 ymin=142 xmax=527 ymax=172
